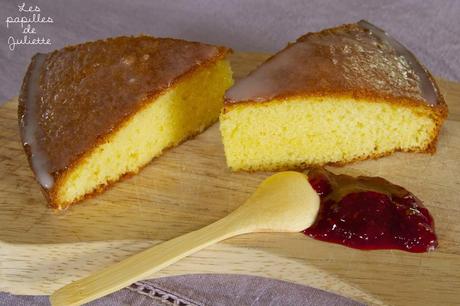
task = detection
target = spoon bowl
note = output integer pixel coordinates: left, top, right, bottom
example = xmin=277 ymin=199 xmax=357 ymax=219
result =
xmin=226 ymin=171 xmax=320 ymax=233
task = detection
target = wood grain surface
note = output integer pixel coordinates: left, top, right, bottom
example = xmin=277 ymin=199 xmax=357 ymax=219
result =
xmin=1 ymin=52 xmax=459 ymax=305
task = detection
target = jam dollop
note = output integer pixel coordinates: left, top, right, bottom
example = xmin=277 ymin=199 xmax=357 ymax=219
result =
xmin=303 ymin=168 xmax=437 ymax=253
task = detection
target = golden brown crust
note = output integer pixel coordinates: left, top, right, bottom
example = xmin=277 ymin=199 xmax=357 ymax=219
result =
xmin=224 ymin=21 xmax=448 ymax=117
xmin=18 ymin=35 xmax=231 ymax=208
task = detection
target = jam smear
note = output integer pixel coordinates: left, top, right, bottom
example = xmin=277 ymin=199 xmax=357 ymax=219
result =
xmin=303 ymin=168 xmax=437 ymax=253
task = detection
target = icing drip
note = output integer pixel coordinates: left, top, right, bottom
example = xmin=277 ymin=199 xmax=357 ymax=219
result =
xmin=21 ymin=53 xmax=54 ymax=189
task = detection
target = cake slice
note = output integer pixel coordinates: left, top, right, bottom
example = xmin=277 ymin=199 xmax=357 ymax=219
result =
xmin=220 ymin=21 xmax=447 ymax=171
xmin=19 ymin=36 xmax=233 ymax=209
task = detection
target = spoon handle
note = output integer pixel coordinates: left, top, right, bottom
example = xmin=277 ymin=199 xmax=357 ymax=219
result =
xmin=50 ymin=217 xmax=243 ymax=306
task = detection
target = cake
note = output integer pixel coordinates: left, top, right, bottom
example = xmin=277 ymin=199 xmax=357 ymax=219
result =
xmin=18 ymin=36 xmax=233 ymax=209
xmin=220 ymin=21 xmax=448 ymax=171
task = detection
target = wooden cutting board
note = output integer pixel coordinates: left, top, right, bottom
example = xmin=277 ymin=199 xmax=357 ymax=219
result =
xmin=1 ymin=52 xmax=459 ymax=305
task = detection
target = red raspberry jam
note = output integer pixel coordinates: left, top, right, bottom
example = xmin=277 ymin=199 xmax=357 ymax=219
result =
xmin=303 ymin=168 xmax=437 ymax=253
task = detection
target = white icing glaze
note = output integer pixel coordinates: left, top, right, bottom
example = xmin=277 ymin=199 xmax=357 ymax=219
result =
xmin=225 ymin=43 xmax=312 ymax=102
xmin=22 ymin=53 xmax=54 ymax=189
xmin=226 ymin=21 xmax=439 ymax=106
xmin=358 ymin=20 xmax=438 ymax=106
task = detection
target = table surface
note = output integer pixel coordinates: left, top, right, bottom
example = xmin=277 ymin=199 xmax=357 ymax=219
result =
xmin=1 ymin=52 xmax=460 ymax=306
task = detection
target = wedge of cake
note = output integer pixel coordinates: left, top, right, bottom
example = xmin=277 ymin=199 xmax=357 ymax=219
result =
xmin=19 ymin=36 xmax=233 ymax=209
xmin=220 ymin=21 xmax=447 ymax=171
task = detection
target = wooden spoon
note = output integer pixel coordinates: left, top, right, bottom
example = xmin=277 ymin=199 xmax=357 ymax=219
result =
xmin=50 ymin=171 xmax=320 ymax=306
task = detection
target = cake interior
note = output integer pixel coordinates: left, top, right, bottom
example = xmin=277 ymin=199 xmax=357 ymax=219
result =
xmin=55 ymin=59 xmax=232 ymax=207
xmin=220 ymin=97 xmax=440 ymax=171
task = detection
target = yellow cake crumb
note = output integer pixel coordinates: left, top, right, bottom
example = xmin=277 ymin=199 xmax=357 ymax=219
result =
xmin=220 ymin=97 xmax=440 ymax=171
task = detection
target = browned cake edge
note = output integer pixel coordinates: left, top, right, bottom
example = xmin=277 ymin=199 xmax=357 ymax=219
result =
xmin=18 ymin=39 xmax=231 ymax=209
